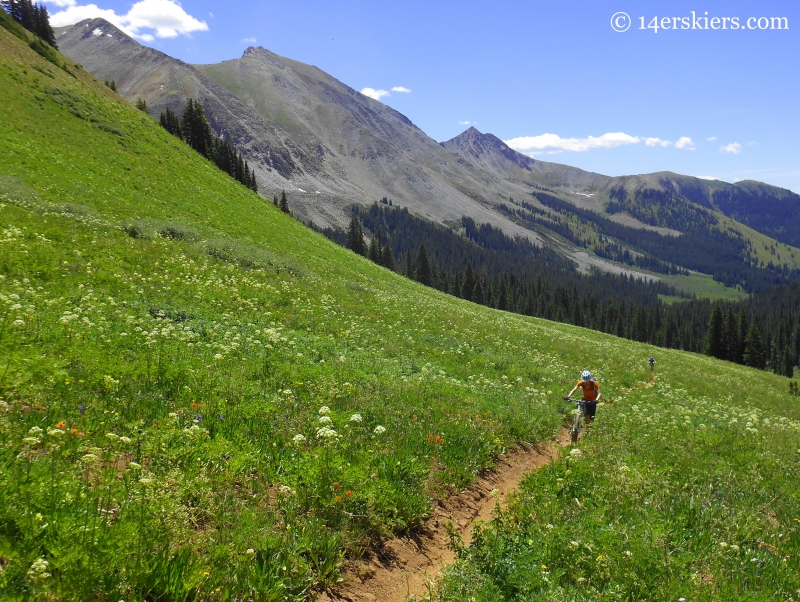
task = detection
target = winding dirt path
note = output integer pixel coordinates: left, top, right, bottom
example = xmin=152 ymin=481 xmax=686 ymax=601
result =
xmin=317 ymin=428 xmax=572 ymax=602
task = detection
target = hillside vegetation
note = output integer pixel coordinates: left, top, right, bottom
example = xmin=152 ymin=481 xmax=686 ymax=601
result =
xmin=1 ymin=25 xmax=799 ymax=602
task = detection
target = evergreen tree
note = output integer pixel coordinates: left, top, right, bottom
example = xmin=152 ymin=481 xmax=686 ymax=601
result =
xmin=109 ymin=80 xmax=117 ymax=92
xmin=346 ymin=217 xmax=365 ymax=255
xmin=783 ymin=347 xmax=794 ymax=378
xmin=368 ymin=228 xmax=382 ymax=263
xmin=380 ymin=243 xmax=394 ymax=271
xmin=135 ymin=98 xmax=148 ymax=112
xmin=279 ymin=190 xmax=290 ymax=214
xmin=704 ymin=305 xmax=725 ymax=359
xmin=3 ymin=0 xmax=56 ymax=46
xmin=180 ymin=98 xmax=214 ymax=159
xmin=723 ymin=308 xmax=737 ymax=362
xmin=743 ymin=321 xmax=766 ymax=369
xmin=415 ymin=242 xmax=432 ymax=286
xmin=273 ymin=195 xmax=279 ymax=207
xmin=736 ymin=310 xmax=749 ymax=364
xmin=472 ymin=279 xmax=484 ymax=305
xmin=159 ymin=107 xmax=182 ymax=138
xmin=462 ymin=262 xmax=475 ymax=302
xmin=496 ymin=278 xmax=508 ymax=311
xmin=403 ymin=249 xmax=414 ymax=278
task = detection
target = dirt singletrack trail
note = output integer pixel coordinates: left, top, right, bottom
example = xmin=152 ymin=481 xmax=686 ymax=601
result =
xmin=317 ymin=427 xmax=572 ymax=602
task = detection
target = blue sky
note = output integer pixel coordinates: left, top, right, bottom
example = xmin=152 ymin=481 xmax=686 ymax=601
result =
xmin=46 ymin=0 xmax=800 ymax=192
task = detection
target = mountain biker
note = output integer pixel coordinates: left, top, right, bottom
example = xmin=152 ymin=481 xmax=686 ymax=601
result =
xmin=565 ymin=370 xmax=601 ymax=423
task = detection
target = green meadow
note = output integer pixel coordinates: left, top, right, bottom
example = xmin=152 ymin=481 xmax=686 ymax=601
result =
xmin=1 ymin=24 xmax=799 ymax=601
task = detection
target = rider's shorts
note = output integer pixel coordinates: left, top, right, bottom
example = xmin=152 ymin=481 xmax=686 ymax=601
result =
xmin=584 ymin=401 xmax=597 ymax=418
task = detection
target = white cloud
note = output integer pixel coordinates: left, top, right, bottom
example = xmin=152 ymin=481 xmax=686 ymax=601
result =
xmin=720 ymin=142 xmax=742 ymax=154
xmin=459 ymin=120 xmax=472 ymax=125
xmin=360 ymin=87 xmax=390 ymax=101
xmin=695 ymin=175 xmax=720 ymax=181
xmin=391 ymin=86 xmax=411 ymax=93
xmin=644 ymin=137 xmax=671 ymax=147
xmin=242 ymin=37 xmax=257 ymax=44
xmin=675 ymin=136 xmax=695 ymax=150
xmin=504 ymin=132 xmax=640 ymax=154
xmin=47 ymin=0 xmax=208 ymax=40
xmin=706 ymin=136 xmax=717 ymax=142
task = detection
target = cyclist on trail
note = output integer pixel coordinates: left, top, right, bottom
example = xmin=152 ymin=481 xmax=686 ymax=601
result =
xmin=565 ymin=370 xmax=601 ymax=423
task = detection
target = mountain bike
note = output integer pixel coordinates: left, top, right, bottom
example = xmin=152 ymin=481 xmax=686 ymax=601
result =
xmin=564 ymin=396 xmax=587 ymax=443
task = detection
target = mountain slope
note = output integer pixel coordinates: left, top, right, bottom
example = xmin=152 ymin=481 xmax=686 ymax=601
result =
xmin=54 ymin=19 xmax=541 ymax=239
xmin=1 ymin=21 xmax=799 ymax=600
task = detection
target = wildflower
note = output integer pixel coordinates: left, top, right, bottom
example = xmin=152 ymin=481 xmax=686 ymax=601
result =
xmin=105 ymin=433 xmax=119 ymax=441
xmin=56 ymin=421 xmax=66 ymax=429
xmin=334 ymin=495 xmax=342 ymax=502
xmin=318 ymin=406 xmax=331 ymax=416
xmin=350 ymin=413 xmax=363 ymax=423
xmin=28 ymin=426 xmax=43 ymax=436
xmin=316 ymin=427 xmax=338 ymax=439
xmin=120 ymin=436 xmax=131 ymax=444
xmin=27 ymin=557 xmax=50 ymax=580
xmin=23 ymin=437 xmax=41 ymax=445
xmin=278 ymin=485 xmax=294 ymax=495
xmin=128 ymin=462 xmax=142 ymax=469
xmin=0 ymin=400 xmax=8 ymax=412
xmin=345 ymin=490 xmax=352 ymax=497
xmin=569 ymin=448 xmax=583 ymax=458
xmin=214 ymin=353 xmax=223 ymax=361
xmin=79 ymin=405 xmax=85 ymax=414
xmin=318 ymin=415 xmax=333 ymax=425
xmin=245 ymin=548 xmax=255 ymax=555
xmin=374 ymin=425 xmax=386 ymax=435
xmin=80 ymin=453 xmax=98 ymax=464
xmin=292 ymin=434 xmax=306 ymax=443
xmin=194 ymin=415 xmax=202 ymax=422
xmin=47 ymin=428 xmax=65 ymax=437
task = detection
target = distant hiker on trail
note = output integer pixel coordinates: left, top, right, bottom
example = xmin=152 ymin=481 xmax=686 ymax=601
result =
xmin=649 ymin=357 xmax=655 ymax=372
xmin=566 ymin=370 xmax=600 ymax=423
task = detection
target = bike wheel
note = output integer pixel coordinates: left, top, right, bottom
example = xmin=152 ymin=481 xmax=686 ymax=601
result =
xmin=570 ymin=412 xmax=582 ymax=443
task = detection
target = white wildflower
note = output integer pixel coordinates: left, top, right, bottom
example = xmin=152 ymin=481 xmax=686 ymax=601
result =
xmin=316 ymin=427 xmax=338 ymax=439
xmin=292 ymin=434 xmax=306 ymax=443
xmin=350 ymin=414 xmax=363 ymax=423
xmin=318 ymin=415 xmax=333 ymax=425
xmin=318 ymin=406 xmax=331 ymax=416
xmin=569 ymin=448 xmax=583 ymax=458
xmin=373 ymin=425 xmax=386 ymax=435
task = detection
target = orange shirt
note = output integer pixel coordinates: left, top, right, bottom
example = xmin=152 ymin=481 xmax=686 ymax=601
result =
xmin=577 ymin=379 xmax=599 ymax=401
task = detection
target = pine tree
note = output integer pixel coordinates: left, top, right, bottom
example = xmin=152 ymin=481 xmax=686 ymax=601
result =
xmin=736 ymin=310 xmax=749 ymax=364
xmin=403 ymin=249 xmax=414 ymax=278
xmin=723 ymin=308 xmax=737 ymax=362
xmin=3 ymin=0 xmax=56 ymax=47
xmin=109 ymin=80 xmax=117 ymax=92
xmin=743 ymin=321 xmax=766 ymax=369
xmin=704 ymin=305 xmax=725 ymax=359
xmin=135 ymin=98 xmax=148 ymax=112
xmin=279 ymin=190 xmax=290 ymax=214
xmin=415 ymin=242 xmax=431 ymax=286
xmin=346 ymin=217 xmax=365 ymax=255
xmin=380 ymin=243 xmax=394 ymax=271
xmin=273 ymin=195 xmax=279 ymax=207
xmin=462 ymin=262 xmax=475 ymax=302
xmin=472 ymin=279 xmax=484 ymax=305
xmin=368 ymin=228 xmax=382 ymax=263
xmin=159 ymin=107 xmax=182 ymax=138
xmin=180 ymin=98 xmax=214 ymax=159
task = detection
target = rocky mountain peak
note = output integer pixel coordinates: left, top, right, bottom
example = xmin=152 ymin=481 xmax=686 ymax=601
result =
xmin=442 ymin=127 xmax=536 ymax=171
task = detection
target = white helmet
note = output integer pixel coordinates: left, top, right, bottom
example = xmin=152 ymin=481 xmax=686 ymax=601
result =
xmin=581 ymin=370 xmax=592 ymax=380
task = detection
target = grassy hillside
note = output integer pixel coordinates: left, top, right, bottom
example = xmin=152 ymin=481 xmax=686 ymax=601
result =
xmin=432 ymin=357 xmax=800 ymax=601
xmin=1 ymin=25 xmax=799 ymax=601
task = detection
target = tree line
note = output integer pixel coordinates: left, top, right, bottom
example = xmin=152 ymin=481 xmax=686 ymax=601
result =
xmin=318 ymin=201 xmax=800 ymax=377
xmin=1 ymin=0 xmax=56 ymax=47
xmin=158 ymin=99 xmax=258 ymax=193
